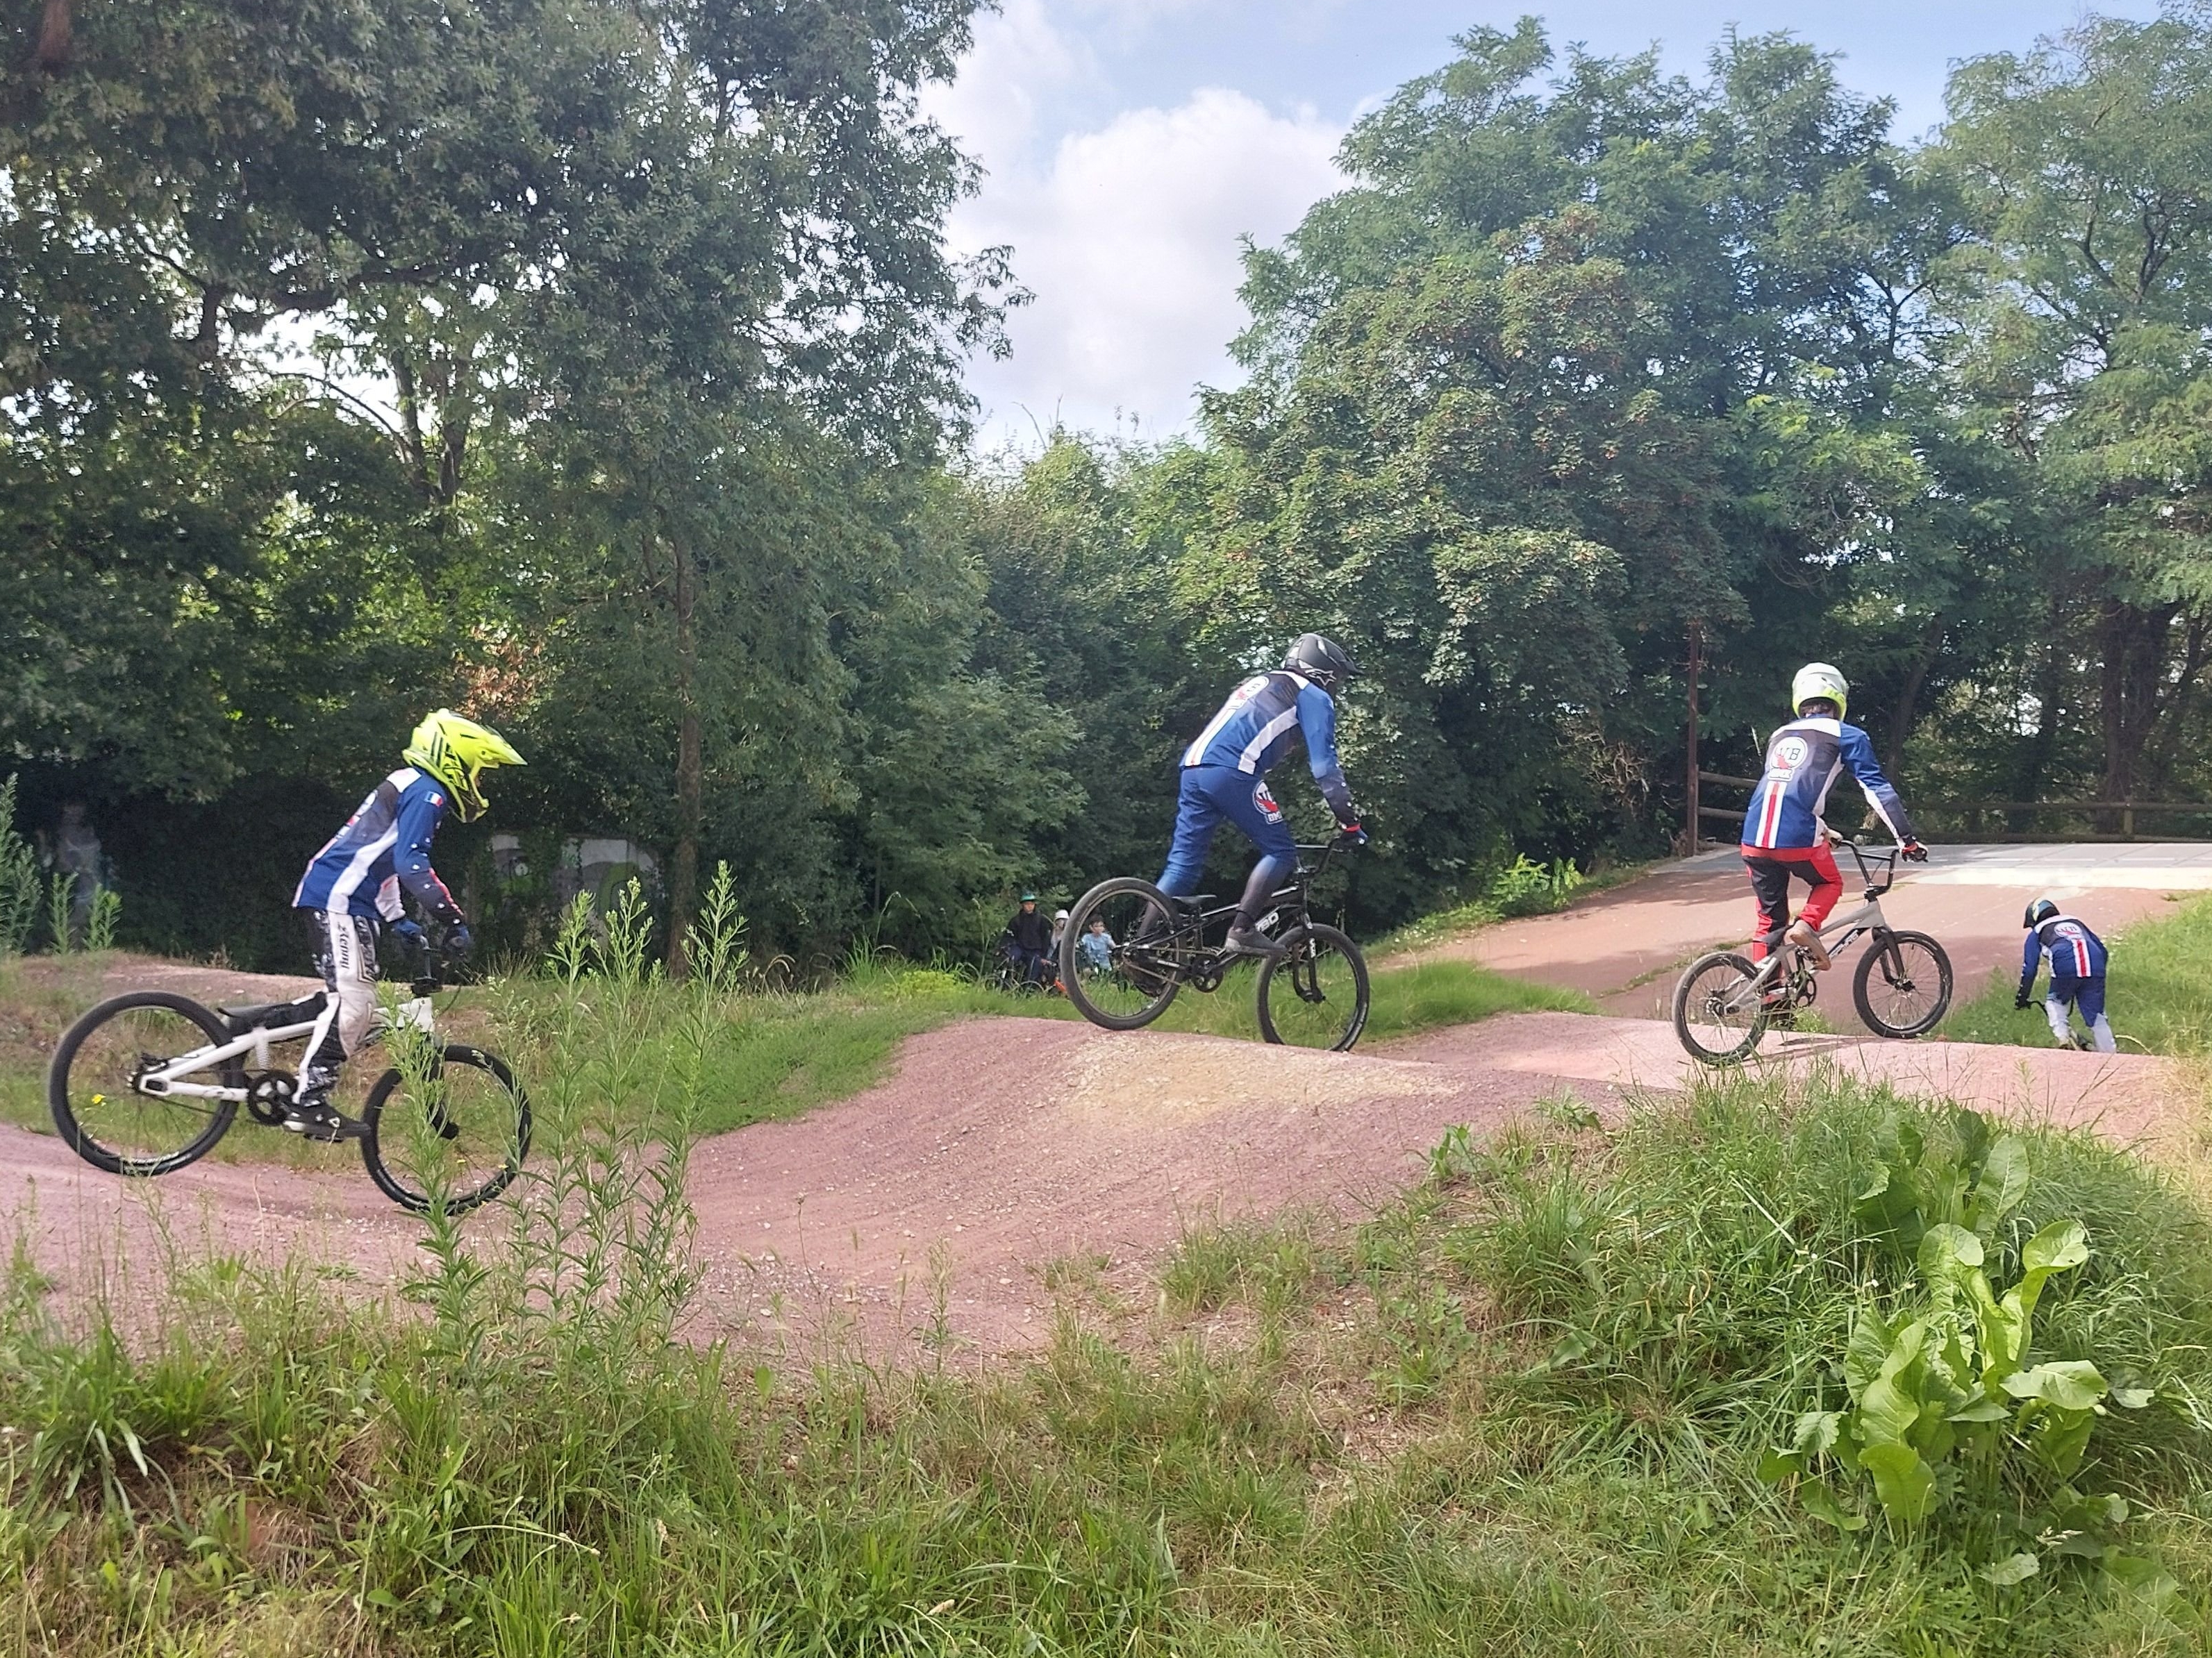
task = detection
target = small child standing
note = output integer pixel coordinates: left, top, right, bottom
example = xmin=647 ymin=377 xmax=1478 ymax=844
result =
xmin=1076 ymin=916 xmax=1113 ymax=974
xmin=2015 ymin=898 xmax=2114 ymax=1053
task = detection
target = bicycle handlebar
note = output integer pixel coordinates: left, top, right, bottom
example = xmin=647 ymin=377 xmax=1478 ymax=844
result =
xmin=1829 ymin=835 xmax=1912 ymax=895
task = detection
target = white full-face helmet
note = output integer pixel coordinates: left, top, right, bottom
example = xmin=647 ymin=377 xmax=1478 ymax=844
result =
xmin=1791 ymin=662 xmax=1849 ymax=721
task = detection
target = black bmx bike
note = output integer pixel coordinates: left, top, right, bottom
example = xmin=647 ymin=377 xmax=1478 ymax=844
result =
xmin=47 ymin=940 xmax=530 ymax=1214
xmin=1059 ymin=836 xmax=1370 ymax=1051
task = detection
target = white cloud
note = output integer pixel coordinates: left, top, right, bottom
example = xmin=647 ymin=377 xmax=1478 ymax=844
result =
xmin=924 ymin=0 xmax=1091 ymax=174
xmin=949 ymin=86 xmax=1344 ymax=444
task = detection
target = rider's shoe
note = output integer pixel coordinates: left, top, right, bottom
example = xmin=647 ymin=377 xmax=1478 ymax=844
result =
xmin=1223 ymin=924 xmax=1286 ymax=959
xmin=282 ymin=1094 xmax=357 ymax=1143
xmin=1785 ymin=920 xmax=1831 ymax=970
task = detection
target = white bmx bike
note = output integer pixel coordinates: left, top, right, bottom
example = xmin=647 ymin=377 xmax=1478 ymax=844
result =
xmin=1670 ymin=838 xmax=1953 ymax=1065
xmin=47 ymin=939 xmax=529 ymax=1214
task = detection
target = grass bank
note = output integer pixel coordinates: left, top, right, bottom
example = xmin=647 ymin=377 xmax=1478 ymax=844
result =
xmin=1944 ymin=891 xmax=2212 ymax=1055
xmin=4 ymin=1065 xmax=2209 ymax=1655
xmin=0 ymin=905 xmax=1587 ymax=1155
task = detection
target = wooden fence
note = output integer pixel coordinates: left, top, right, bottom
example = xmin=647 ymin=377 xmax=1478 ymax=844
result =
xmin=1690 ymin=771 xmax=2212 ymax=845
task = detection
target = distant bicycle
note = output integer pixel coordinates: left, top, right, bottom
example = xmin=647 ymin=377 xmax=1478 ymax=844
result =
xmin=47 ymin=938 xmax=529 ymax=1214
xmin=1671 ymin=838 xmax=1952 ymax=1066
xmin=1061 ymin=835 xmax=1370 ymax=1050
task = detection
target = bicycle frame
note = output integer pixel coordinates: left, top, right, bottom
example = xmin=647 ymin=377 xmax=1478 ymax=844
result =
xmin=1728 ymin=840 xmax=1902 ymax=1006
xmin=135 ymin=994 xmax=436 ymax=1103
xmin=1165 ymin=839 xmax=1346 ymax=960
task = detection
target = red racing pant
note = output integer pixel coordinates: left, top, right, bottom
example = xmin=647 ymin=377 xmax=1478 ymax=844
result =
xmin=1741 ymin=842 xmax=1843 ymax=961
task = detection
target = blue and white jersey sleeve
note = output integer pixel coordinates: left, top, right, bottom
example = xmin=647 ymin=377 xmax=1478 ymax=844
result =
xmin=1295 ymin=682 xmax=1356 ymax=821
xmin=393 ymin=785 xmax=462 ymax=921
xmin=1838 ymin=726 xmax=1918 ymax=845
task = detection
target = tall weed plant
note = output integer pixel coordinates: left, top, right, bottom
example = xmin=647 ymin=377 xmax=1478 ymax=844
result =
xmin=0 ymin=776 xmax=41 ymax=957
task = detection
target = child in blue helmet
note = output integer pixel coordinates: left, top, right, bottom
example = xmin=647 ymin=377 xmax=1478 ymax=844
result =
xmin=2015 ymin=898 xmax=2114 ymax=1053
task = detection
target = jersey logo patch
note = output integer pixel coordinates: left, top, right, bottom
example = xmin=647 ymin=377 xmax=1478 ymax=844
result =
xmin=1252 ymin=780 xmax=1284 ymax=823
xmin=1770 ymin=736 xmax=1809 ymax=773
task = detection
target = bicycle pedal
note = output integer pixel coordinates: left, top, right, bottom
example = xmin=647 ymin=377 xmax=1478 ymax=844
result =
xmin=283 ymin=1109 xmax=369 ymax=1144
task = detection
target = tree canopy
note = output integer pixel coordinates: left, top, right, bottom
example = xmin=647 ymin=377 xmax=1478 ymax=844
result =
xmin=7 ymin=4 xmax=2212 ymax=968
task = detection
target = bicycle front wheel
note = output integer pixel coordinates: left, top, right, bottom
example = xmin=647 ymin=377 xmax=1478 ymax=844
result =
xmin=360 ymin=1044 xmax=531 ymax=1215
xmin=1672 ymin=951 xmax=1769 ymax=1066
xmin=48 ymin=992 xmax=242 ymax=1176
xmin=1256 ymin=924 xmax=1370 ymax=1051
xmin=1853 ymin=930 xmax=1952 ymax=1038
xmin=1061 ymin=878 xmax=1187 ymax=1031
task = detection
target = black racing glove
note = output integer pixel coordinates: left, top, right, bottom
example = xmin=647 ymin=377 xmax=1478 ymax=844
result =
xmin=2015 ymin=991 xmax=2034 ymax=1010
xmin=444 ymin=921 xmax=475 ymax=958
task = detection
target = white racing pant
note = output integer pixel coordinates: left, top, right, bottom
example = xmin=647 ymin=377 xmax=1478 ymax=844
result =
xmin=2044 ymin=977 xmax=2116 ymax=1054
xmin=302 ymin=909 xmax=382 ymax=1091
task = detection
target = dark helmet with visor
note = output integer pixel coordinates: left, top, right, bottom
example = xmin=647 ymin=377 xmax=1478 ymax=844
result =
xmin=2024 ymin=898 xmax=2059 ymax=928
xmin=1284 ymin=633 xmax=1358 ymax=692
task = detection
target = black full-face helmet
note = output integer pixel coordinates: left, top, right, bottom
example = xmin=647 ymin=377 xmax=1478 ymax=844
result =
xmin=2024 ymin=898 xmax=2059 ymax=928
xmin=1283 ymin=633 xmax=1358 ymax=692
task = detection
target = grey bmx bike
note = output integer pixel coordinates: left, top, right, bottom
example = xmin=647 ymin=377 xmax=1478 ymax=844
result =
xmin=47 ymin=939 xmax=529 ymax=1214
xmin=1671 ymin=839 xmax=1953 ymax=1066
xmin=1060 ymin=835 xmax=1370 ymax=1051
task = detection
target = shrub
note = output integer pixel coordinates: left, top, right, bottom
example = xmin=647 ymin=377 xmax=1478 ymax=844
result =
xmin=1486 ymin=854 xmax=1583 ymax=918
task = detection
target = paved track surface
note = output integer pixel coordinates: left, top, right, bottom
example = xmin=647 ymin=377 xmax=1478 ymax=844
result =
xmin=1449 ymin=843 xmax=2212 ymax=1028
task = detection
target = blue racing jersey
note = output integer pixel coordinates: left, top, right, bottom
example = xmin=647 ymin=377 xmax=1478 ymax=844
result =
xmin=292 ymin=767 xmax=464 ymax=923
xmin=1741 ymin=717 xmax=1918 ymax=851
xmin=1181 ymin=670 xmax=1356 ymax=821
xmin=2021 ymin=914 xmax=2108 ymax=995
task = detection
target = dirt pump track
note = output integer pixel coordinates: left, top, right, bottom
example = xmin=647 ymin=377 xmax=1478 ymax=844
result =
xmin=2 ymin=996 xmax=2186 ymax=1363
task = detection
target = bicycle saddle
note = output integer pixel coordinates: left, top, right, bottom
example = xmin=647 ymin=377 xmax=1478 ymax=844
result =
xmin=1170 ymin=893 xmax=1215 ymax=907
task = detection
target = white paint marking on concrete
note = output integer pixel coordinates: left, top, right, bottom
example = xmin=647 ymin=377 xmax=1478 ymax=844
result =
xmin=1667 ymin=843 xmax=2212 ymax=889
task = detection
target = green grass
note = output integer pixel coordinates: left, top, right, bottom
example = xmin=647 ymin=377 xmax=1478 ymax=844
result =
xmin=5 ymin=1066 xmax=2209 ymax=1655
xmin=0 ymin=939 xmax=1588 ymax=1153
xmin=1367 ymin=857 xmax=1656 ymax=958
xmin=1944 ymin=891 xmax=2212 ymax=1055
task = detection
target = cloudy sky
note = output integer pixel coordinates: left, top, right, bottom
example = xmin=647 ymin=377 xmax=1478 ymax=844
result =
xmin=922 ymin=1 xmax=2155 ymax=449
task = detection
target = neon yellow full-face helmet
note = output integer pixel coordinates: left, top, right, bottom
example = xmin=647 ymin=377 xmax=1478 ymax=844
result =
xmin=404 ymin=710 xmax=524 ymax=822
xmin=1791 ymin=662 xmax=1849 ymax=721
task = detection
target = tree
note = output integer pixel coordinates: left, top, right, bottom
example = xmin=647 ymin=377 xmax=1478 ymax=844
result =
xmin=1935 ymin=10 xmax=2212 ymax=809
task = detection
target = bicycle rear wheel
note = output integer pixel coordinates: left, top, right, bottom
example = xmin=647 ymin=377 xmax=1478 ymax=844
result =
xmin=1061 ymin=878 xmax=1188 ymax=1031
xmin=360 ymin=1044 xmax=531 ymax=1215
xmin=1256 ymin=924 xmax=1370 ymax=1051
xmin=1672 ymin=951 xmax=1769 ymax=1066
xmin=48 ymin=992 xmax=242 ymax=1176
xmin=1853 ymin=930 xmax=1952 ymax=1038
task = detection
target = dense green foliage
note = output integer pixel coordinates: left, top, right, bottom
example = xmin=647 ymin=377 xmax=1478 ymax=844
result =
xmin=3 ymin=1064 xmax=2208 ymax=1652
xmin=10 ymin=5 xmax=2212 ymax=969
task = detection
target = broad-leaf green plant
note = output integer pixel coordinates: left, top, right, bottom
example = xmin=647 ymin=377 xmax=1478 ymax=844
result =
xmin=1763 ymin=1114 xmax=2160 ymax=1586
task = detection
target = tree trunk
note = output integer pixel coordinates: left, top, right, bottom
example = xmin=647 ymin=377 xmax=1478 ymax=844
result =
xmin=2097 ymin=599 xmax=2131 ymax=832
xmin=2011 ymin=619 xmax=2066 ymax=836
xmin=2097 ymin=599 xmax=2181 ymax=829
xmin=667 ymin=527 xmax=701 ymax=977
xmin=392 ymin=351 xmax=433 ymax=499
xmin=1683 ymin=621 xmax=1701 ymax=854
xmin=1886 ymin=615 xmax=1944 ymax=763
xmin=33 ymin=0 xmax=71 ymax=71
